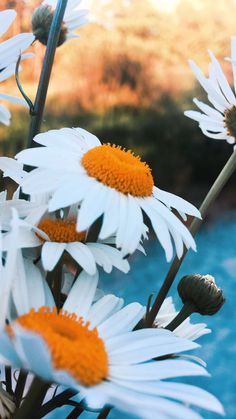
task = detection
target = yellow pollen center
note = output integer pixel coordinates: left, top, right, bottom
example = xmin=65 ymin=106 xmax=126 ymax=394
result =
xmin=38 ymin=219 xmax=86 ymax=243
xmin=224 ymin=106 xmax=236 ymax=139
xmin=81 ymin=144 xmax=154 ymax=197
xmin=13 ymin=307 xmax=109 ymax=386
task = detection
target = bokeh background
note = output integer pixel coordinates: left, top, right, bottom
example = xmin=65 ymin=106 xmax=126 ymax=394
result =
xmin=0 ymin=1 xmax=236 ymax=418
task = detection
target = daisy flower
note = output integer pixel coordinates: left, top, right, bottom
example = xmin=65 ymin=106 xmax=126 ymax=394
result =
xmin=0 ymin=271 xmax=224 ymax=419
xmin=155 ymin=297 xmax=211 ymax=341
xmin=0 ymin=9 xmax=34 ymax=126
xmin=185 ymin=37 xmax=236 ymax=145
xmin=16 ymin=127 xmax=201 ymax=261
xmin=2 ymin=204 xmax=130 ymax=275
xmin=32 ymin=0 xmax=88 ymax=46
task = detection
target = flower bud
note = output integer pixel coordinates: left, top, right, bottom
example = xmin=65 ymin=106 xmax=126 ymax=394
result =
xmin=178 ymin=274 xmax=225 ymax=315
xmin=32 ymin=5 xmax=67 ymax=47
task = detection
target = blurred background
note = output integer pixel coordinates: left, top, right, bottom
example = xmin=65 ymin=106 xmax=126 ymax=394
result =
xmin=0 ymin=1 xmax=236 ymax=418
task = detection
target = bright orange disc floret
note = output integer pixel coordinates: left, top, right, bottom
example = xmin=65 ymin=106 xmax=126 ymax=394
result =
xmin=38 ymin=219 xmax=86 ymax=243
xmin=81 ymin=144 xmax=154 ymax=197
xmin=14 ymin=307 xmax=109 ymax=387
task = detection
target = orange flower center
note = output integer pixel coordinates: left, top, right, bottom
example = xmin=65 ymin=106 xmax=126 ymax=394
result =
xmin=81 ymin=144 xmax=154 ymax=197
xmin=14 ymin=307 xmax=109 ymax=386
xmin=38 ymin=219 xmax=86 ymax=243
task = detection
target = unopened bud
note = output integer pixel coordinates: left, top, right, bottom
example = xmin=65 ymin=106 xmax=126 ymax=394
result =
xmin=178 ymin=274 xmax=225 ymax=316
xmin=32 ymin=5 xmax=67 ymax=46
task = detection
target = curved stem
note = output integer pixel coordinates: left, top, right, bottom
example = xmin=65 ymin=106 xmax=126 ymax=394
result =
xmin=15 ymin=55 xmax=35 ymax=114
xmin=26 ymin=0 xmax=68 ymax=150
xmin=145 ymin=149 xmax=236 ymax=327
xmin=165 ymin=302 xmax=195 ymax=331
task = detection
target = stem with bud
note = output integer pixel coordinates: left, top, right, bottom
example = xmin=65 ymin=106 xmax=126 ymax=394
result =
xmin=27 ymin=0 xmax=68 ymax=150
xmin=145 ymin=149 xmax=236 ymax=327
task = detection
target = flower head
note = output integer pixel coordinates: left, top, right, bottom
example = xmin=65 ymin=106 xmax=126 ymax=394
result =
xmin=2 ymin=203 xmax=130 ymax=275
xmin=178 ymin=274 xmax=225 ymax=316
xmin=0 ymin=9 xmax=34 ymax=125
xmin=16 ymin=127 xmax=201 ymax=262
xmin=32 ymin=0 xmax=88 ymax=46
xmin=185 ymin=37 xmax=236 ymax=145
xmin=0 ymin=272 xmax=224 ymax=419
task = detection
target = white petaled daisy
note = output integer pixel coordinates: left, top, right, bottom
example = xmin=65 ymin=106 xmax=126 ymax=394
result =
xmin=155 ymin=297 xmax=211 ymax=341
xmin=0 ymin=9 xmax=34 ymax=126
xmin=185 ymin=37 xmax=236 ymax=145
xmin=0 ymin=272 xmax=224 ymax=419
xmin=16 ymin=127 xmax=201 ymax=262
xmin=2 ymin=205 xmax=130 ymax=275
xmin=32 ymin=0 xmax=88 ymax=46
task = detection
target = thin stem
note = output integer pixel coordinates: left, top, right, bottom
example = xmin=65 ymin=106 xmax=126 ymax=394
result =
xmin=14 ymin=370 xmax=28 ymax=408
xmin=5 ymin=367 xmax=13 ymax=395
xmin=37 ymin=389 xmax=78 ymax=417
xmin=46 ymin=261 xmax=63 ymax=309
xmin=14 ymin=376 xmax=50 ymax=418
xmin=66 ymin=403 xmax=84 ymax=418
xmin=165 ymin=302 xmax=195 ymax=331
xmin=15 ymin=55 xmax=35 ymax=114
xmin=26 ymin=0 xmax=68 ymax=149
xmin=97 ymin=406 xmax=112 ymax=419
xmin=145 ymin=149 xmax=236 ymax=327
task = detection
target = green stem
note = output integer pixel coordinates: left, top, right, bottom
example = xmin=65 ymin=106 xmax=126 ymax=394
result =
xmin=14 ymin=376 xmax=50 ymax=418
xmin=14 ymin=370 xmax=28 ymax=408
xmin=46 ymin=261 xmax=63 ymax=309
xmin=145 ymin=149 xmax=236 ymax=327
xmin=26 ymin=0 xmax=68 ymax=149
xmin=165 ymin=302 xmax=195 ymax=331
xmin=97 ymin=406 xmax=112 ymax=419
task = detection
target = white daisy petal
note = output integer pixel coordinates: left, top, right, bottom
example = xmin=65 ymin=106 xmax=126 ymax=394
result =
xmin=63 ymin=270 xmax=98 ymax=318
xmin=110 ymin=359 xmax=209 ymax=381
xmin=140 ymin=198 xmax=173 ymax=261
xmin=87 ymin=243 xmax=129 ymax=274
xmin=66 ymin=242 xmax=97 ymax=275
xmin=48 ymin=176 xmax=92 ymax=211
xmin=153 ymin=186 xmax=201 ymax=218
xmin=188 ymin=59 xmax=229 ymax=108
xmin=98 ymin=188 xmax=120 ymax=240
xmin=0 ymin=93 xmax=28 ymax=106
xmin=0 ymin=10 xmax=16 ymax=37
xmin=87 ymin=295 xmax=124 ymax=328
xmin=13 ymin=328 xmax=53 ymax=381
xmin=193 ymin=98 xmax=223 ymax=120
xmin=0 ymin=104 xmax=10 ymax=125
xmin=109 ymin=330 xmax=198 ymax=365
xmin=208 ymin=49 xmax=236 ymax=105
xmin=41 ymin=242 xmax=66 ymax=271
xmin=16 ymin=148 xmax=80 ymax=172
xmin=111 ymin=380 xmax=224 ymax=415
xmin=98 ymin=303 xmax=145 ymax=339
xmin=77 ymin=181 xmax=108 ymax=231
xmin=0 ymin=330 xmax=21 ymax=366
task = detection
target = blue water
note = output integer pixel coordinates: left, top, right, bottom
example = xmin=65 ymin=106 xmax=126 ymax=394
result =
xmin=49 ymin=212 xmax=236 ymax=418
